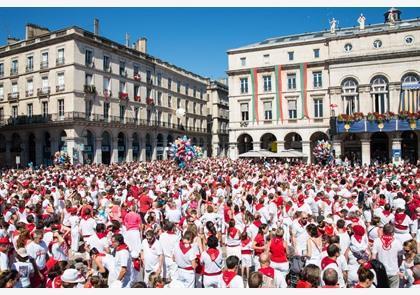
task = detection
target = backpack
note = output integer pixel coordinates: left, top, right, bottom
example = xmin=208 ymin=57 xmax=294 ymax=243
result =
xmin=261 ymin=274 xmax=276 ymax=288
xmin=289 ymin=255 xmax=306 ymax=288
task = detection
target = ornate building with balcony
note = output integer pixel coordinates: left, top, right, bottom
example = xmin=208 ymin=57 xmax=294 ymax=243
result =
xmin=227 ymin=8 xmax=420 ymax=164
xmin=0 ymin=23 xmax=220 ymax=167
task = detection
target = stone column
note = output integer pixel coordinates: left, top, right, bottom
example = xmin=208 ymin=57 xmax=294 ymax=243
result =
xmin=140 ymin=140 xmax=146 ymax=162
xmin=302 ymin=140 xmax=311 ymax=163
xmin=276 ymin=141 xmax=285 ymax=153
xmin=127 ymin=137 xmax=133 ymax=162
xmin=35 ymin=137 xmax=43 ymax=167
xmin=94 ymin=137 xmax=102 ymax=164
xmin=111 ymin=140 xmax=118 ymax=163
xmin=65 ymin=137 xmax=78 ymax=165
xmin=229 ymin=142 xmax=238 ymax=160
xmin=162 ymin=137 xmax=168 ymax=160
xmin=332 ymin=139 xmax=342 ymax=159
xmin=151 ymin=138 xmax=157 ymax=160
xmin=391 ymin=136 xmax=402 ymax=165
xmin=253 ymin=141 xmax=261 ymax=151
xmin=361 ymin=139 xmax=371 ymax=165
xmin=212 ymin=143 xmax=219 ymax=157
xmin=388 ymin=83 xmax=401 ymax=113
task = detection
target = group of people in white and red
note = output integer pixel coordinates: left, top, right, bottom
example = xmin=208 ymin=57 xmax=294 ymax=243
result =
xmin=0 ymin=158 xmax=419 ymax=288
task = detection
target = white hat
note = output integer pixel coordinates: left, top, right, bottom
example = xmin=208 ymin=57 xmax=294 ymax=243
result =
xmin=17 ymin=248 xmax=28 ymax=258
xmin=61 ymin=269 xmax=85 ymax=284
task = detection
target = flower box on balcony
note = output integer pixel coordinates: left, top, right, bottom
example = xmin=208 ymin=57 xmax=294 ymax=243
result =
xmin=37 ymin=87 xmax=50 ymax=97
xmin=119 ymin=92 xmax=129 ymax=100
xmin=84 ymin=85 xmax=97 ymax=94
xmin=134 ymin=74 xmax=141 ymax=81
xmin=134 ymin=95 xmax=141 ymax=102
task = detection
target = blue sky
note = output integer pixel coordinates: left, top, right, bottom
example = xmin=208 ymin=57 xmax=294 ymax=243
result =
xmin=0 ymin=7 xmax=419 ymax=79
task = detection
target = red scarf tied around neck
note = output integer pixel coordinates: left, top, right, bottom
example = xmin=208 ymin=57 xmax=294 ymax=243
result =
xmin=259 ymin=267 xmax=275 ymax=279
xmin=321 ymin=257 xmax=338 ymax=270
xmin=179 ymin=241 xmax=191 ymax=254
xmin=228 ymin=227 xmax=238 ymax=239
xmin=207 ymin=248 xmax=220 ymax=261
xmin=222 ymin=270 xmax=236 ymax=286
xmin=116 ymin=243 xmax=129 ymax=251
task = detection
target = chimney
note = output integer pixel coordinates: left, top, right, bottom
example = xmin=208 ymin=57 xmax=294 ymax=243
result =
xmin=125 ymin=33 xmax=130 ymax=47
xmin=7 ymin=37 xmax=19 ymax=45
xmin=136 ymin=37 xmax=147 ymax=54
xmin=94 ymin=18 xmax=99 ymax=36
xmin=25 ymin=23 xmax=50 ymax=40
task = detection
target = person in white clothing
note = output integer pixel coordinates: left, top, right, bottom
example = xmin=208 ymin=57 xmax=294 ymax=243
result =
xmin=0 ymin=237 xmax=10 ymax=271
xmin=291 ymin=213 xmax=309 ymax=256
xmin=11 ymin=248 xmax=35 ymax=288
xmin=320 ymin=244 xmax=346 ymax=288
xmin=158 ymin=222 xmax=179 ymax=281
xmin=200 ymin=236 xmax=224 ymax=288
xmin=112 ymin=233 xmax=133 ymax=288
xmin=173 ymin=230 xmax=198 ymax=288
xmin=141 ymin=230 xmax=164 ymax=285
xmin=219 ymin=255 xmax=244 ymax=288
xmin=79 ymin=209 xmax=97 ymax=240
xmin=90 ymin=247 xmax=118 ymax=287
xmin=26 ymin=230 xmax=48 ymax=273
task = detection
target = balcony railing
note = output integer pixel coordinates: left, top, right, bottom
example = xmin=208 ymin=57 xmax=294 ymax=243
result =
xmin=103 ymin=89 xmax=112 ymax=99
xmin=134 ymin=95 xmax=141 ymax=102
xmin=26 ymin=65 xmax=34 ymax=73
xmin=0 ymin=72 xmax=4 ymax=78
xmin=40 ymin=61 xmax=49 ymax=70
xmin=84 ymin=85 xmax=97 ymax=94
xmin=37 ymin=87 xmax=51 ymax=97
xmin=56 ymin=57 xmax=65 ymax=66
xmin=10 ymin=69 xmax=18 ymax=76
xmin=7 ymin=92 xmax=19 ymax=101
xmin=26 ymin=90 xmax=34 ymax=97
xmin=56 ymin=85 xmax=65 ymax=92
xmin=120 ymin=69 xmax=127 ymax=77
xmin=119 ymin=92 xmax=128 ymax=100
xmin=104 ymin=65 xmax=111 ymax=73
xmin=134 ymin=74 xmax=141 ymax=81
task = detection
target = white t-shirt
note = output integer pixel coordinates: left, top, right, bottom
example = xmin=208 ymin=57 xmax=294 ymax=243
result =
xmin=219 ymin=274 xmax=244 ymax=288
xmin=26 ymin=241 xmax=48 ymax=270
xmin=79 ymin=218 xmax=97 ymax=237
xmin=12 ymin=261 xmax=34 ymax=288
xmin=159 ymin=232 xmax=180 ymax=259
xmin=114 ymin=248 xmax=132 ymax=287
xmin=141 ymin=239 xmax=163 ymax=272
xmin=0 ymin=251 xmax=8 ymax=271
xmin=291 ymin=221 xmax=309 ymax=255
xmin=372 ymin=236 xmax=403 ymax=276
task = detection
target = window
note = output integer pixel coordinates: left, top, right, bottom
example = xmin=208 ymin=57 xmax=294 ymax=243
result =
xmin=168 ymin=78 xmax=172 ymax=90
xmin=119 ymin=105 xmax=125 ymax=122
xmin=11 ymin=60 xmax=18 ymax=74
xmin=12 ymin=82 xmax=18 ymax=94
xmin=0 ymin=63 xmax=3 ymax=76
xmin=0 ymin=108 xmax=3 ymax=121
xmin=373 ymin=40 xmax=382 ymax=48
xmin=12 ymin=106 xmax=18 ymax=119
xmin=185 ymin=101 xmax=189 ymax=112
xmin=344 ymin=43 xmax=353 ymax=52
xmin=177 ymin=97 xmax=181 ymax=108
xmin=85 ymin=49 xmax=93 ymax=66
xmin=371 ymin=76 xmax=388 ymax=114
xmin=85 ymin=74 xmax=93 ymax=86
xmin=57 ymin=73 xmax=65 ymax=90
xmin=405 ymin=35 xmax=414 ymax=45
xmin=240 ymin=103 xmax=249 ymax=121
xmin=185 ymin=84 xmax=189 ymax=95
xmin=240 ymin=77 xmax=248 ymax=94
xmin=133 ymin=65 xmax=139 ymax=76
xmin=41 ymin=52 xmax=48 ymax=68
xmin=168 ymin=113 xmax=172 ymax=126
xmin=342 ymin=78 xmax=358 ymax=115
xmin=263 ymin=76 xmax=272 ymax=92
xmin=27 ymin=79 xmax=33 ymax=96
xmin=58 ymin=99 xmax=64 ymax=117
xmin=119 ymin=61 xmax=126 ymax=76
xmin=0 ymin=84 xmax=3 ymax=99
xmin=134 ymin=107 xmax=139 ymax=123
xmin=103 ymin=55 xmax=110 ymax=71
xmin=263 ymin=54 xmax=270 ymax=64
xmin=288 ymin=51 xmax=294 ymax=61
xmin=193 ymin=102 xmax=196 ymax=113
xmin=146 ymin=70 xmax=151 ymax=83
xmin=104 ymin=77 xmax=110 ymax=91
xmin=200 ymin=104 xmax=203 ymax=115
xmin=147 ymin=109 xmax=151 ymax=123
xmin=157 ymin=92 xmax=162 ymax=105
xmin=27 ymin=103 xmax=33 ymax=117
xmin=314 ymin=99 xmax=323 ymax=118
xmin=26 ymin=56 xmax=34 ymax=71
xmin=120 ymin=81 xmax=126 ymax=93
xmin=288 ymin=100 xmax=297 ymax=119
xmin=57 ymin=48 xmax=65 ymax=65
xmin=177 ymin=81 xmax=181 ymax=93
xmin=134 ymin=85 xmax=140 ymax=98
xmin=240 ymin=57 xmax=246 ymax=67
xmin=200 ymin=89 xmax=204 ymax=99
xmin=157 ymin=73 xmax=162 ymax=86
xmin=264 ymin=101 xmax=272 ymax=120
xmin=86 ymin=100 xmax=93 ymax=117
xmin=193 ymin=87 xmax=196 ymax=98
xmin=313 ymin=49 xmax=320 ymax=58
xmin=157 ymin=111 xmax=162 ymax=125
xmin=168 ymin=95 xmax=172 ymax=107
xmin=42 ymin=101 xmax=48 ymax=118
xmin=287 ymin=74 xmax=297 ymax=90
xmin=103 ymin=102 xmax=110 ymax=119
xmin=313 ymin=71 xmax=322 ymax=88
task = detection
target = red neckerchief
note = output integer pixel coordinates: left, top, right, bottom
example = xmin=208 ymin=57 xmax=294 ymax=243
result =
xmin=116 ymin=243 xmax=129 ymax=251
xmin=82 ymin=215 xmax=91 ymax=221
xmin=413 ymin=279 xmax=420 ymax=285
xmin=18 ymin=207 xmax=25 ymax=214
xmin=321 ymin=256 xmax=338 ymax=270
xmin=378 ymin=199 xmax=386 ymax=206
xmin=285 ymin=204 xmax=292 ymax=213
xmin=207 ymin=248 xmax=220 ymax=261
xmin=96 ymin=231 xmax=108 ymax=239
xmin=255 ymin=203 xmax=264 ymax=211
xmin=97 ymin=253 xmax=106 ymax=257
xmin=253 ymin=220 xmax=262 ymax=228
xmin=179 ymin=241 xmax=191 ymax=254
xmin=228 ymin=227 xmax=238 ymax=239
xmin=323 ymin=198 xmax=332 ymax=205
xmin=259 ymin=266 xmax=275 ymax=279
xmin=296 ymin=280 xmax=312 ymax=288
xmin=222 ymin=270 xmax=237 ymax=286
xmin=380 ymin=234 xmax=394 ymax=250
xmin=346 ymin=202 xmax=353 ymax=209
xmin=382 ymin=210 xmax=391 ymax=217
xmin=354 ymin=283 xmax=365 ymax=288
xmin=133 ymin=258 xmax=141 ymax=271
xmin=241 ymin=237 xmax=251 ymax=247
xmin=53 ymin=276 xmax=62 ymax=289
xmin=394 ymin=213 xmax=406 ymax=225
xmin=298 ymin=219 xmax=306 ymax=227
xmin=297 ymin=199 xmax=305 ymax=207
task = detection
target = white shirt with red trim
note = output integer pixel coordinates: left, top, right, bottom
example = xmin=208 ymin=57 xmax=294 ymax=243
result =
xmin=141 ymin=239 xmax=163 ymax=272
xmin=173 ymin=242 xmax=198 ymax=269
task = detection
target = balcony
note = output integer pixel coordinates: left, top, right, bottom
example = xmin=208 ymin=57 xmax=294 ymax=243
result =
xmin=25 ymin=90 xmax=34 ymax=97
xmin=86 ymin=61 xmax=95 ymax=68
xmin=147 ymin=78 xmax=153 ymax=85
xmin=120 ymin=69 xmax=127 ymax=77
xmin=10 ymin=69 xmax=18 ymax=76
xmin=103 ymin=89 xmax=112 ymax=99
xmin=56 ymin=57 xmax=65 ymax=66
xmin=134 ymin=73 xmax=141 ymax=81
xmin=40 ymin=61 xmax=49 ymax=70
xmin=104 ymin=65 xmax=111 ymax=73
xmin=56 ymin=85 xmax=65 ymax=92
xmin=84 ymin=85 xmax=97 ymax=94
xmin=119 ymin=92 xmax=128 ymax=100
xmin=134 ymin=95 xmax=141 ymax=102
xmin=146 ymin=97 xmax=154 ymax=106
xmin=239 ymin=121 xmax=249 ymax=127
xmin=26 ymin=65 xmax=34 ymax=73
xmin=7 ymin=92 xmax=19 ymax=101
xmin=37 ymin=87 xmax=50 ymax=97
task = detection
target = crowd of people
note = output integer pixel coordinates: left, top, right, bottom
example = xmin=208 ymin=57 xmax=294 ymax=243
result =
xmin=0 ymin=158 xmax=419 ymax=288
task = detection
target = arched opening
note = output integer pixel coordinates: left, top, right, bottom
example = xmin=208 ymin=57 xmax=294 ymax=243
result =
xmin=101 ymin=131 xmax=111 ymax=165
xmin=371 ymin=132 xmax=389 ymax=163
xmin=199 ymin=138 xmax=204 ymax=147
xmin=400 ymin=73 xmax=420 ymax=113
xmin=132 ymin=133 xmax=140 ymax=161
xmin=192 ymin=137 xmax=198 ymax=146
xmin=43 ymin=132 xmax=52 ymax=166
xmin=0 ymin=134 xmax=6 ymax=167
xmin=260 ymin=133 xmax=277 ymax=152
xmin=284 ymin=132 xmax=302 ymax=152
xmin=370 ymin=76 xmax=389 ymax=114
xmin=401 ymin=131 xmax=418 ymax=163
xmin=237 ymin=133 xmax=253 ymax=154
xmin=145 ymin=133 xmax=152 ymax=161
xmin=82 ymin=130 xmax=94 ymax=164
xmin=341 ymin=78 xmax=359 ymax=115
xmin=342 ymin=133 xmax=361 ymax=164
xmin=310 ymin=132 xmax=329 ymax=163
xmin=156 ymin=133 xmax=164 ymax=160
xmin=11 ymin=133 xmax=22 ymax=168
xmin=59 ymin=131 xmax=67 ymax=152
xmin=117 ymin=132 xmax=126 ymax=162
xmin=28 ymin=133 xmax=36 ymax=165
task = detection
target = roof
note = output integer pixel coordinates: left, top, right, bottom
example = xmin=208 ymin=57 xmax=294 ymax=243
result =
xmin=238 ymin=149 xmax=306 ymax=158
xmin=228 ymin=18 xmax=420 ymax=53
